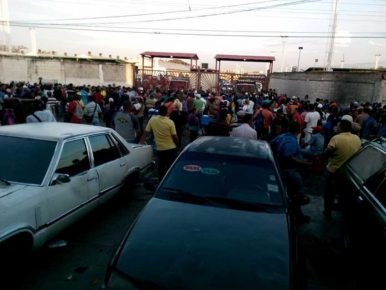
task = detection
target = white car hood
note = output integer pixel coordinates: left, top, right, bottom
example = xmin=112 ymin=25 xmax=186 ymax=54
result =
xmin=0 ymin=184 xmax=28 ymax=199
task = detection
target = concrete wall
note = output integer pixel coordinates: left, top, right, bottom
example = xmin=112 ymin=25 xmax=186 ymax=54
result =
xmin=0 ymin=55 xmax=135 ymax=86
xmin=270 ymin=71 xmax=386 ymax=105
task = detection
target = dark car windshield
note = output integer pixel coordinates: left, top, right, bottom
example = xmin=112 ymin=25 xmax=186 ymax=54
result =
xmin=0 ymin=135 xmax=57 ymax=184
xmin=156 ymin=151 xmax=284 ymax=209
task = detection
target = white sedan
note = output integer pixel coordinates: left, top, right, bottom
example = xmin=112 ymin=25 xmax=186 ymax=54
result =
xmin=0 ymin=123 xmax=154 ymax=257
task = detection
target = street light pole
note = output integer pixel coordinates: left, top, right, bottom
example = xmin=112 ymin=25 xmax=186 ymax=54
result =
xmin=375 ymin=54 xmax=381 ymax=69
xmin=297 ymin=46 xmax=303 ymax=71
xmin=280 ymin=35 xmax=288 ymax=72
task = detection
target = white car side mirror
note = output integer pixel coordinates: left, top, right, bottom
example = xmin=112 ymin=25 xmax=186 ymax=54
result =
xmin=51 ymin=173 xmax=71 ymax=185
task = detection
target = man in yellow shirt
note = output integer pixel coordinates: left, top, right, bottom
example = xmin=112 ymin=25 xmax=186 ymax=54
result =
xmin=141 ymin=105 xmax=178 ymax=180
xmin=323 ymin=119 xmax=361 ymax=218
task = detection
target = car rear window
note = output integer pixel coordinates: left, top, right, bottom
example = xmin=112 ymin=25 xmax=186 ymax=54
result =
xmin=89 ymin=134 xmax=121 ymax=166
xmin=157 ymin=151 xmax=284 ymax=207
xmin=0 ymin=135 xmax=57 ymax=184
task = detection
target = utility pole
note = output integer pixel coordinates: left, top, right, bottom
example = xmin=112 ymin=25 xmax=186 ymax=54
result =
xmin=374 ymin=54 xmax=381 ymax=69
xmin=326 ymin=0 xmax=340 ymax=71
xmin=280 ymin=35 xmax=288 ymax=72
xmin=340 ymin=54 xmax=345 ymax=68
xmin=0 ymin=0 xmax=11 ymax=52
xmin=30 ymin=28 xmax=37 ymax=55
xmin=297 ymin=46 xmax=303 ymax=72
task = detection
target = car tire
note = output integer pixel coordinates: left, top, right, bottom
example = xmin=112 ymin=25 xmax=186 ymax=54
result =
xmin=0 ymin=234 xmax=33 ymax=282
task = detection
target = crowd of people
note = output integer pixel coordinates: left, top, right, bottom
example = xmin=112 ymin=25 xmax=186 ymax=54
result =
xmin=1 ymin=81 xmax=386 ymax=223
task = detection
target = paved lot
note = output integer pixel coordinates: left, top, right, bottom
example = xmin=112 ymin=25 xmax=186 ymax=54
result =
xmin=300 ymin=171 xmax=356 ymax=290
xmin=8 ymin=170 xmax=356 ymax=290
xmin=9 ymin=183 xmax=153 ymax=290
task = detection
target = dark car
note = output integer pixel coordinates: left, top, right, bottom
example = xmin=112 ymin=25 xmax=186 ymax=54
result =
xmin=339 ymin=137 xmax=386 ymax=289
xmin=105 ymin=137 xmax=303 ymax=290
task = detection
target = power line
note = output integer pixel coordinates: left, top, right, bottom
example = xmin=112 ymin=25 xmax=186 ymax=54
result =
xmin=7 ymin=23 xmax=386 ymax=38
xmin=12 ymin=0 xmax=291 ymax=22
xmin=10 ymin=0 xmax=322 ymax=26
xmin=10 ymin=1 xmax=386 ymax=27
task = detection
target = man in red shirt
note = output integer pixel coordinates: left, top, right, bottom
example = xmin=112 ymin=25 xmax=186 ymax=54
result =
xmin=67 ymin=94 xmax=84 ymax=123
xmin=260 ymin=103 xmax=274 ymax=139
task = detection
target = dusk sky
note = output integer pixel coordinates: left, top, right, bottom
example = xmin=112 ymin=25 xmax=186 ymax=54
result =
xmin=3 ymin=0 xmax=386 ymax=72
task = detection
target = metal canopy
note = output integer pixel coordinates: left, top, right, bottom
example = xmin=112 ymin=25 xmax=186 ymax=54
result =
xmin=140 ymin=52 xmax=199 ymax=87
xmin=141 ymin=51 xmax=199 ymax=60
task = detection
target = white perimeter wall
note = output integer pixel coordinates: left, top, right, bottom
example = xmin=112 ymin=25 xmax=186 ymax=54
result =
xmin=270 ymin=71 xmax=386 ymax=105
xmin=0 ymin=55 xmax=135 ymax=86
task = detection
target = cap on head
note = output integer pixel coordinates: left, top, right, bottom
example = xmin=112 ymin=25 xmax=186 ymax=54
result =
xmin=341 ymin=114 xmax=353 ymax=123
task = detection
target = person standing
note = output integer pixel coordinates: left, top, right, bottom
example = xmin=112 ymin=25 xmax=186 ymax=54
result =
xmin=303 ymin=103 xmax=321 ymax=144
xmin=205 ymin=109 xmax=230 ymax=136
xmin=141 ymin=105 xmax=178 ymax=180
xmin=26 ymin=99 xmax=56 ymax=123
xmin=323 ymin=119 xmax=361 ymax=218
xmin=230 ymin=111 xmax=257 ymax=139
xmin=188 ymin=108 xmax=200 ymax=142
xmin=193 ymin=93 xmax=206 ymax=116
xmin=84 ymin=96 xmax=103 ymax=126
xmin=67 ymin=93 xmax=84 ymax=124
xmin=270 ymin=121 xmax=311 ymax=224
xmin=113 ymin=101 xmax=140 ymax=143
xmin=169 ymin=100 xmax=187 ymax=149
xmin=300 ymin=126 xmax=325 ymax=158
xmin=260 ymin=102 xmax=274 ymax=140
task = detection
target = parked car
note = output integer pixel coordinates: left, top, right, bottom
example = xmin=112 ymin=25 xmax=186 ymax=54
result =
xmin=339 ymin=137 xmax=386 ymax=288
xmin=0 ymin=123 xmax=154 ymax=260
xmin=105 ymin=136 xmax=304 ymax=290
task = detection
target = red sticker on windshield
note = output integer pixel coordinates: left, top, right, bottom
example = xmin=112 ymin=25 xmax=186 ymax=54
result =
xmin=183 ymin=165 xmax=202 ymax=172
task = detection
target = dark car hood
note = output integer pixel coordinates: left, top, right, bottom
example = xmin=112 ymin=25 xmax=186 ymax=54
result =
xmin=115 ymin=198 xmax=292 ymax=290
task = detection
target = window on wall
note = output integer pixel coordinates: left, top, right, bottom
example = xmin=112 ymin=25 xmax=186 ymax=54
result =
xmin=56 ymin=139 xmax=90 ymax=176
xmin=89 ymin=134 xmax=121 ymax=167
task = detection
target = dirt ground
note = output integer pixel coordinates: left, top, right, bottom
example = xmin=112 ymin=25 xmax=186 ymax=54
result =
xmin=299 ymin=169 xmax=357 ymax=290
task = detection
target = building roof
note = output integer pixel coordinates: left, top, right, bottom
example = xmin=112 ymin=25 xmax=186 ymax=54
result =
xmin=215 ymin=54 xmax=275 ymax=63
xmin=140 ymin=51 xmax=199 ymax=60
xmin=0 ymin=52 xmax=128 ymax=64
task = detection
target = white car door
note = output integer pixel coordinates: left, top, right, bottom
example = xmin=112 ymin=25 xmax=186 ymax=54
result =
xmin=44 ymin=138 xmax=99 ymax=240
xmin=87 ymin=133 xmax=126 ymax=203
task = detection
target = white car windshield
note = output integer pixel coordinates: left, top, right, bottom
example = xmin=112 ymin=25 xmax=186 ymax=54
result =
xmin=0 ymin=136 xmax=57 ymax=184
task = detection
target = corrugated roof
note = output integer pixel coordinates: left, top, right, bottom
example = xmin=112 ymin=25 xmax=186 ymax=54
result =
xmin=141 ymin=51 xmax=199 ymax=60
xmin=215 ymin=54 xmax=275 ymax=62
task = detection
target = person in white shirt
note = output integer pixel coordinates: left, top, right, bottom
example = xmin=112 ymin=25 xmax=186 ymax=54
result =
xmin=230 ymin=111 xmax=257 ymax=139
xmin=26 ymin=99 xmax=56 ymax=123
xmin=84 ymin=96 xmax=103 ymax=125
xmin=242 ymin=98 xmax=254 ymax=114
xmin=303 ymin=103 xmax=321 ymax=144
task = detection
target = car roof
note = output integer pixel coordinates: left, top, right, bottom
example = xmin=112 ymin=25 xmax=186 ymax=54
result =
xmin=185 ymin=136 xmax=273 ymax=159
xmin=0 ymin=123 xmax=110 ymax=141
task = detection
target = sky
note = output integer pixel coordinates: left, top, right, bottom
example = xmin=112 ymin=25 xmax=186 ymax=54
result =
xmin=2 ymin=0 xmax=386 ymax=72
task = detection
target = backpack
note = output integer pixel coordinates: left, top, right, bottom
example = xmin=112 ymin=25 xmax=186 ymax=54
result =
xmin=2 ymin=108 xmax=16 ymax=125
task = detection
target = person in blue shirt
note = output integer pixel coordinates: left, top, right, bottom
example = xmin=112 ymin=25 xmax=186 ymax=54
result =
xmin=271 ymin=121 xmax=311 ymax=224
xmin=300 ymin=126 xmax=325 ymax=158
xmin=377 ymin=113 xmax=386 ymax=138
